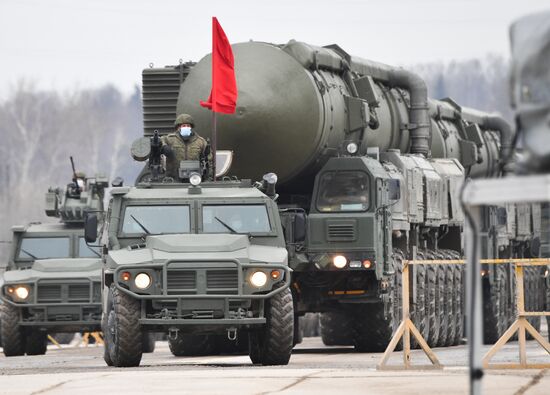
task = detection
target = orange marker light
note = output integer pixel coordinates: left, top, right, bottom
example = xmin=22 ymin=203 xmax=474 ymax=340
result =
xmin=270 ymin=270 xmax=281 ymax=280
xmin=363 ymin=260 xmax=372 ymax=269
xmin=121 ymin=271 xmax=131 ymax=282
xmin=7 ymin=287 xmax=14 ymax=294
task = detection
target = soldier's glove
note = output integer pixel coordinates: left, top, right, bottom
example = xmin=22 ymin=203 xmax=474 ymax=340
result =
xmin=160 ymin=144 xmax=175 ymax=159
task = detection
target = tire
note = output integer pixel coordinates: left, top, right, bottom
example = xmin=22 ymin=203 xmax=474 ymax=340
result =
xmin=320 ymin=311 xmax=353 ymax=346
xmin=424 ymin=251 xmax=440 ymax=348
xmin=214 ymin=333 xmax=248 ymax=355
xmin=353 ymin=249 xmax=402 ymax=352
xmin=525 ymin=267 xmax=541 ymax=338
xmin=105 ymin=284 xmax=142 ymax=367
xmin=25 ymin=330 xmax=47 ymax=355
xmin=248 ymin=287 xmax=294 ymax=365
xmin=51 ymin=333 xmax=75 ymax=345
xmin=101 ymin=302 xmax=114 ymax=366
xmin=168 ymin=334 xmax=216 ymax=356
xmin=0 ymin=303 xmax=25 ymax=356
xmin=442 ymin=256 xmax=456 ymax=347
xmin=431 ymin=251 xmax=448 ymax=348
xmin=453 ymin=261 xmax=464 ymax=345
xmin=411 ymin=261 xmax=426 ymax=349
xmin=142 ymin=332 xmax=156 ymax=353
xmin=293 ymin=314 xmax=303 ymax=346
xmin=300 ymin=313 xmax=320 ymax=337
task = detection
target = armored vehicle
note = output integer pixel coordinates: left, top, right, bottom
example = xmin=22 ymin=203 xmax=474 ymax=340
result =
xmin=0 ymin=169 xmax=108 ymax=356
xmin=141 ymin=39 xmax=546 ymax=351
xmin=86 ymin=151 xmax=294 ymax=367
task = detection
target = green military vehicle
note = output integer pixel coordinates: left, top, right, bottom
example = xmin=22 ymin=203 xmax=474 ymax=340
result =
xmin=0 ymin=169 xmax=108 ymax=356
xmin=141 ymin=39 xmax=546 ymax=352
xmin=85 ymin=149 xmax=294 ymax=367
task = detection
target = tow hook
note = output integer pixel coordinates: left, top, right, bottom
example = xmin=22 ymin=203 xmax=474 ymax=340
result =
xmin=227 ymin=327 xmax=237 ymax=341
xmin=168 ymin=328 xmax=179 ymax=340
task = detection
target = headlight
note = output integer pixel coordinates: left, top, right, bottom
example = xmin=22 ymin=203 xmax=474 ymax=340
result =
xmin=250 ymin=271 xmax=268 ymax=287
xmin=9 ymin=285 xmax=30 ymax=300
xmin=346 ymin=142 xmax=358 ymax=154
xmin=189 ymin=172 xmax=202 ymax=186
xmin=333 ymin=255 xmax=347 ymax=269
xmin=134 ymin=273 xmax=152 ymax=289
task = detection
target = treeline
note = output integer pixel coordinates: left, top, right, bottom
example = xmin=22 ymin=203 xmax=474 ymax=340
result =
xmin=0 ymin=55 xmax=512 ymax=262
xmin=0 ymin=83 xmax=143 ymax=263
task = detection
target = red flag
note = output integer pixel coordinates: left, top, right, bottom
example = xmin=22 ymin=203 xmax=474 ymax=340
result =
xmin=200 ymin=17 xmax=237 ymax=114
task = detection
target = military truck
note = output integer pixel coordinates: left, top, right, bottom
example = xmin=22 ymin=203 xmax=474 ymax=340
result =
xmin=140 ymin=39 xmax=546 ymax=351
xmin=85 ymin=152 xmax=294 ymax=367
xmin=0 ymin=170 xmax=109 ymax=356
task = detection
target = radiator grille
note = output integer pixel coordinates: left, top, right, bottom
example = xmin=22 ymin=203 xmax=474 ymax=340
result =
xmin=327 ymin=223 xmax=356 ymax=241
xmin=167 ymin=270 xmax=196 ymax=294
xmin=207 ymin=269 xmax=239 ymax=294
xmin=37 ymin=285 xmax=62 ymax=302
xmin=68 ymin=284 xmax=89 ymax=301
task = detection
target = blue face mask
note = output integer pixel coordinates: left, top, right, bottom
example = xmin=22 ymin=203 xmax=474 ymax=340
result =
xmin=179 ymin=126 xmax=192 ymax=137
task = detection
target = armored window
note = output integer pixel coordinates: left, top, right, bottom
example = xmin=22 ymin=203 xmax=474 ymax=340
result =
xmin=78 ymin=237 xmax=101 ymax=258
xmin=202 ymin=205 xmax=271 ymax=234
xmin=121 ymin=205 xmax=190 ymax=235
xmin=17 ymin=237 xmax=71 ymax=260
xmin=317 ymin=171 xmax=370 ymax=212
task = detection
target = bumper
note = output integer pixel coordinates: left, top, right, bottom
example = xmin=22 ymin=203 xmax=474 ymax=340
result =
xmin=112 ymin=262 xmax=291 ymax=327
xmin=2 ymin=297 xmax=101 ymax=329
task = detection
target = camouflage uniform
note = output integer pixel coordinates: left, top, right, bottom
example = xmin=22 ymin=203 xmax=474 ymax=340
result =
xmin=161 ymin=133 xmax=208 ymax=178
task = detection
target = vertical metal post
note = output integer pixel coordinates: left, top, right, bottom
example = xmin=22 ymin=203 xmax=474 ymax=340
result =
xmin=465 ymin=205 xmax=483 ymax=395
xmin=402 ymin=262 xmax=411 ymax=367
xmin=211 ymin=111 xmax=217 ymax=181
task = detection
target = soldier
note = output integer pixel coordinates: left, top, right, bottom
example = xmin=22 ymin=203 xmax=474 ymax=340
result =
xmin=161 ymin=113 xmax=209 ymax=178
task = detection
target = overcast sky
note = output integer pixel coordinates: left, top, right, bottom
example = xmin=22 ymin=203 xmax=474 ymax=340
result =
xmin=0 ymin=0 xmax=548 ymax=98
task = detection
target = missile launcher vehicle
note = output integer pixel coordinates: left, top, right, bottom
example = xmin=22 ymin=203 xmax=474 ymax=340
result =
xmin=0 ymin=167 xmax=109 ymax=356
xmin=141 ymin=40 xmax=545 ymax=351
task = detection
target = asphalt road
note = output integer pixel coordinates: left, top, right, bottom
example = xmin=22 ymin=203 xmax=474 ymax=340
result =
xmin=0 ymin=331 xmax=549 ymax=395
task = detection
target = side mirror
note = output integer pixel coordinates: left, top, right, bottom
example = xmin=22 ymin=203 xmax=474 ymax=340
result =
xmin=293 ymin=213 xmax=306 ymax=243
xmin=388 ymin=179 xmax=401 ymax=201
xmin=84 ymin=214 xmax=98 ymax=243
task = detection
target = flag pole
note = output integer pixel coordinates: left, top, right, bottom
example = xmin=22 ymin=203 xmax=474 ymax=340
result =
xmin=212 ymin=111 xmax=217 ymax=181
xmin=211 ymin=16 xmax=217 ymax=182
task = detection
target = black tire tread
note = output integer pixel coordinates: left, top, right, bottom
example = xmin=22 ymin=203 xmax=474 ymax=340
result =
xmin=0 ymin=303 xmax=25 ymax=356
xmin=108 ymin=284 xmax=143 ymax=367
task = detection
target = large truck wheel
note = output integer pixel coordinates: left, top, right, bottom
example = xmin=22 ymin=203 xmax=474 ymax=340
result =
xmin=0 ymin=303 xmax=25 ymax=356
xmin=441 ymin=253 xmax=456 ymax=347
xmin=411 ymin=259 xmax=426 ymax=349
xmin=353 ymin=250 xmax=402 ymax=352
xmin=452 ymin=263 xmax=465 ymax=345
xmin=105 ymin=284 xmax=142 ymax=367
xmin=248 ymin=288 xmax=294 ymax=365
xmin=25 ymin=330 xmax=47 ymax=355
xmin=142 ymin=332 xmax=156 ymax=353
xmin=300 ymin=313 xmax=320 ymax=337
xmin=320 ymin=311 xmax=353 ymax=346
xmin=168 ymin=334 xmax=216 ymax=356
xmin=424 ymin=251 xmax=440 ymax=347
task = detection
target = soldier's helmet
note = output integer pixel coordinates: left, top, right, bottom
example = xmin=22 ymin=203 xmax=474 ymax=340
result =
xmin=174 ymin=113 xmax=195 ymax=127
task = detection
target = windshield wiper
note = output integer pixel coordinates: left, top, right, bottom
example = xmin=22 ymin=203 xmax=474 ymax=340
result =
xmin=130 ymin=215 xmax=152 ymax=235
xmin=214 ymin=216 xmax=237 ymax=234
xmin=20 ymin=248 xmax=39 ymax=260
xmin=84 ymin=245 xmax=101 ymax=257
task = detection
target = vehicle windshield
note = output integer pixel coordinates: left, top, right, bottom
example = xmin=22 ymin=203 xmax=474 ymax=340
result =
xmin=121 ymin=205 xmax=190 ymax=235
xmin=202 ymin=205 xmax=271 ymax=234
xmin=17 ymin=237 xmax=71 ymax=260
xmin=317 ymin=171 xmax=369 ymax=212
xmin=78 ymin=237 xmax=101 ymax=258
